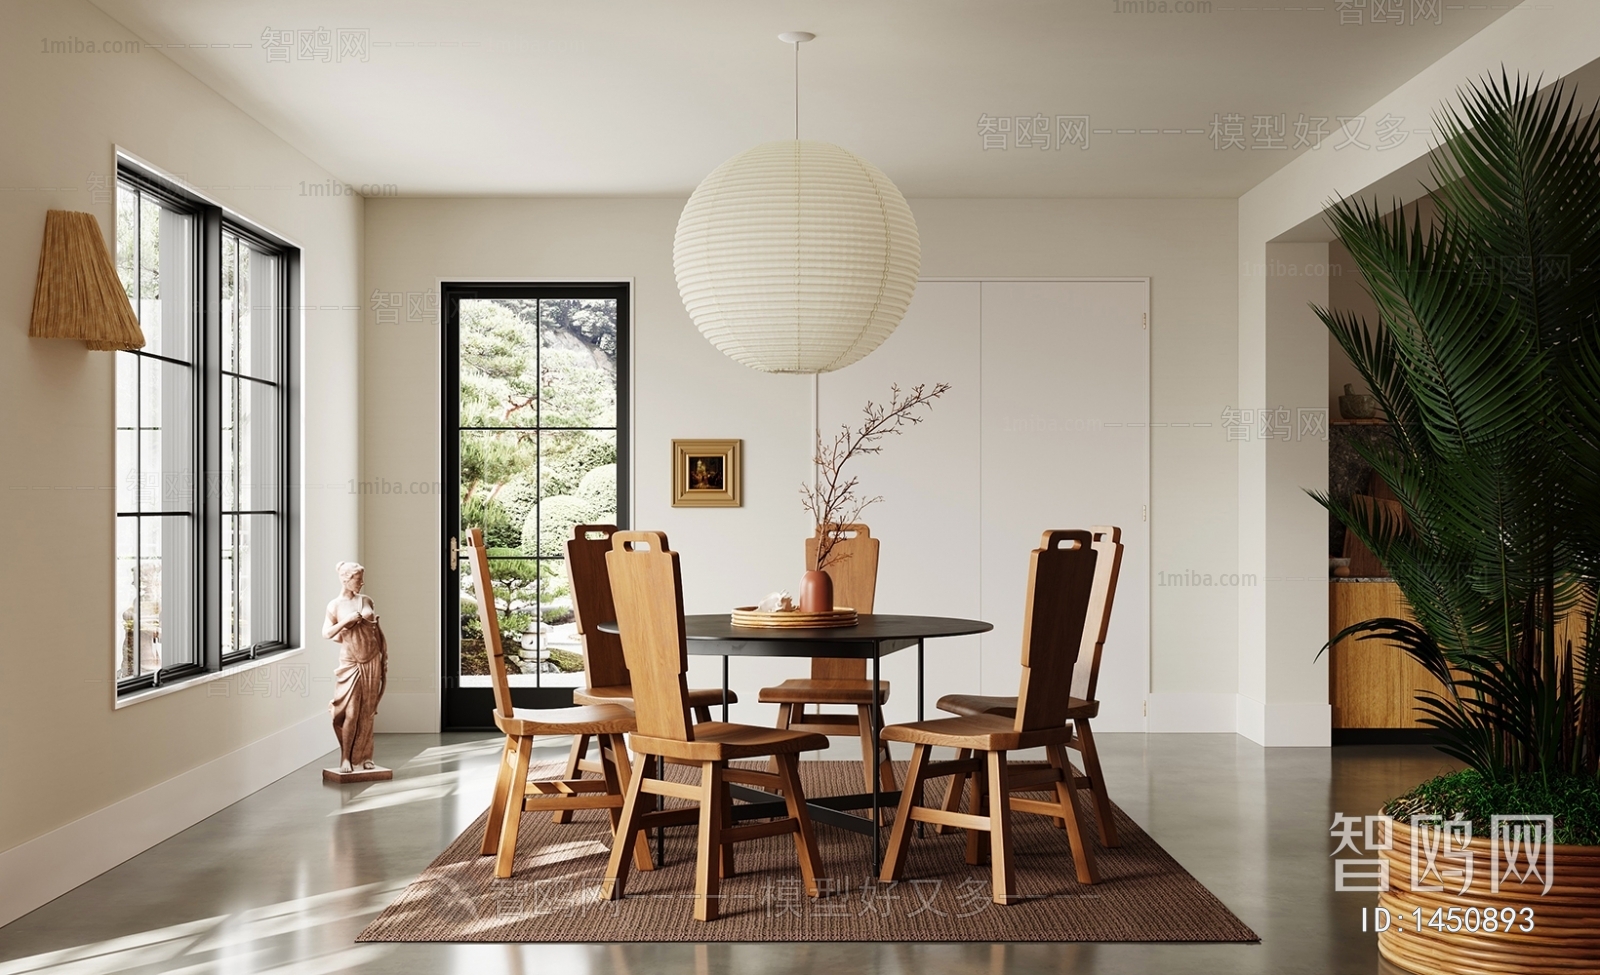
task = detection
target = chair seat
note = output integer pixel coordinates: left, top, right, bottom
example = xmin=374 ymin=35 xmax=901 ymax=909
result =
xmin=574 ymin=684 xmax=737 ymax=710
xmin=631 ymin=721 xmax=830 ymax=762
xmin=880 ymin=713 xmax=1075 ymax=752
xmin=496 ymin=703 xmax=636 ymax=737
xmin=758 ymin=678 xmax=891 ymax=706
xmin=936 ymin=693 xmax=1098 ymax=721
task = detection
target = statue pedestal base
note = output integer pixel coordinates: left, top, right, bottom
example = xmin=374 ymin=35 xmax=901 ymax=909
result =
xmin=322 ymin=765 xmax=392 ymax=783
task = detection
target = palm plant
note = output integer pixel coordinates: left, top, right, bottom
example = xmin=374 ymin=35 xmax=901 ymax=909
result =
xmin=1316 ymin=73 xmax=1600 ymax=787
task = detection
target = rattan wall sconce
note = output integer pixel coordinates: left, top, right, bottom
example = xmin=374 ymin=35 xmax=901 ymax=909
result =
xmin=29 ymin=209 xmax=144 ymax=351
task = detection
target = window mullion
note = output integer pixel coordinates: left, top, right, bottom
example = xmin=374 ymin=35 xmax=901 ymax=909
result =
xmin=199 ymin=205 xmax=224 ymax=674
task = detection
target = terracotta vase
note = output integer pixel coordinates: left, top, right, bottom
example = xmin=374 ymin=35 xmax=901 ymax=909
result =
xmin=799 ymin=570 xmax=833 ymax=613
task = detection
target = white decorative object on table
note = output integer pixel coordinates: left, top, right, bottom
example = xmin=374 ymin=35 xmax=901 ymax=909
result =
xmin=756 ymin=591 xmax=796 ymax=613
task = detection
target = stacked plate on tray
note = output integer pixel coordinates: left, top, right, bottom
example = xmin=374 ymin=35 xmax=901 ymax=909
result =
xmin=730 ymin=607 xmax=858 ymax=628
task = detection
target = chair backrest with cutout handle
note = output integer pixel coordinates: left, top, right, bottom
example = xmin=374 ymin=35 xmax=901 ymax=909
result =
xmin=1013 ymin=530 xmax=1098 ymax=732
xmin=804 ymin=523 xmax=879 ymax=681
xmin=606 ymin=531 xmax=693 ymax=742
xmin=465 ymin=527 xmax=515 ymax=721
xmin=565 ymin=523 xmax=630 ymax=689
xmin=1073 ymin=525 xmax=1124 ymax=702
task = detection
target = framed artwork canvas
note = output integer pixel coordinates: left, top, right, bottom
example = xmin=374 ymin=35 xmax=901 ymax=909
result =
xmin=672 ymin=439 xmax=741 ymax=507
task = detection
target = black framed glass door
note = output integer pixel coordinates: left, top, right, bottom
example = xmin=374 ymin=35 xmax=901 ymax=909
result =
xmin=441 ymin=283 xmax=629 ymax=730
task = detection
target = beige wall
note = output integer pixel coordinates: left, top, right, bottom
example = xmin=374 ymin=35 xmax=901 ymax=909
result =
xmin=362 ymin=195 xmax=1239 ymax=731
xmin=0 ymin=0 xmax=361 ymax=857
xmin=1326 ymin=240 xmax=1372 ymax=415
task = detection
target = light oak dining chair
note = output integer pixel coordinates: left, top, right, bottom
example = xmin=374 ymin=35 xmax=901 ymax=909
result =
xmin=757 ymin=524 xmax=895 ymax=800
xmin=935 ymin=525 xmax=1123 ymax=847
xmin=878 ymin=530 xmax=1102 ymax=904
xmin=464 ymin=528 xmax=651 ymax=879
xmin=552 ymin=523 xmax=736 ymax=823
xmin=601 ymin=531 xmax=830 ymax=922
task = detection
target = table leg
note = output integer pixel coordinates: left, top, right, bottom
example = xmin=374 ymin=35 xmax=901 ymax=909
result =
xmin=872 ymin=646 xmax=882 ymax=869
xmin=721 ymin=654 xmax=730 ymax=722
xmin=917 ymin=638 xmax=925 ymax=838
xmin=654 ymin=754 xmax=664 ymax=867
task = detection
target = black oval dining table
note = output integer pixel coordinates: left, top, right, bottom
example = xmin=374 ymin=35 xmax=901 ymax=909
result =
xmin=597 ymin=613 xmax=993 ymax=866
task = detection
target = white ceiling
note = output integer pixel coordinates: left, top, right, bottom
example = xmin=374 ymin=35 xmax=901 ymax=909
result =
xmin=91 ymin=0 xmax=1515 ymax=198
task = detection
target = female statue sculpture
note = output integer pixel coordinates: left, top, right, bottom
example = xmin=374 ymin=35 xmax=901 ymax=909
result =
xmin=323 ymin=561 xmax=389 ymax=777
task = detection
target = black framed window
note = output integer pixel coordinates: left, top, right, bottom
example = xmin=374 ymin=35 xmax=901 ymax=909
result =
xmin=114 ymin=159 xmax=296 ymax=695
xmin=441 ymin=283 xmax=629 ymax=729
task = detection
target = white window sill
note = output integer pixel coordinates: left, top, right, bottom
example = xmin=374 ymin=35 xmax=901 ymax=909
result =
xmin=114 ymin=647 xmax=305 ymax=709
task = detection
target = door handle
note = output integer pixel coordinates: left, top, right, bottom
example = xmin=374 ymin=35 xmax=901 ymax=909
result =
xmin=449 ymin=535 xmax=459 ymax=571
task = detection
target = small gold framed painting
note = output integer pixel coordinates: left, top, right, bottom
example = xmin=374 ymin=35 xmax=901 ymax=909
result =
xmin=672 ymin=439 xmax=742 ymax=507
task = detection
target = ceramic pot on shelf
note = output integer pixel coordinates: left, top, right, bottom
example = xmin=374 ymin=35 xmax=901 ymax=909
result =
xmin=799 ymin=570 xmax=834 ymax=613
xmin=1339 ymin=383 xmax=1380 ymax=420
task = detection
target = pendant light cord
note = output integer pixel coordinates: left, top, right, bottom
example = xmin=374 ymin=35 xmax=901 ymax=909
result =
xmin=793 ymin=39 xmax=800 ymax=141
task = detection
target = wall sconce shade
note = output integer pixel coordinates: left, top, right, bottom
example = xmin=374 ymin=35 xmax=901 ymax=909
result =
xmin=29 ymin=209 xmax=145 ymax=351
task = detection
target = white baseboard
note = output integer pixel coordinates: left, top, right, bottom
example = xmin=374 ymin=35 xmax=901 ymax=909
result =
xmin=1236 ymin=696 xmax=1331 ymax=746
xmin=1145 ymin=693 xmax=1238 ymax=733
xmin=0 ymin=710 xmax=335 ymax=928
xmin=1237 ymin=695 xmax=1265 ymax=743
xmin=373 ymin=691 xmax=439 ymax=733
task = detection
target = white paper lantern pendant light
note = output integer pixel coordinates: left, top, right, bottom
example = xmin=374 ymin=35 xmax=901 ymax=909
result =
xmin=674 ymin=32 xmax=920 ymax=375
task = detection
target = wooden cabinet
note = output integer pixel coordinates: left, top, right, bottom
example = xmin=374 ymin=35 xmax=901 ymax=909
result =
xmin=1328 ymin=581 xmax=1446 ymax=729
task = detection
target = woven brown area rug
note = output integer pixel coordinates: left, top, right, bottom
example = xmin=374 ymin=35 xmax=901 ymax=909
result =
xmin=359 ymin=760 xmax=1257 ymax=943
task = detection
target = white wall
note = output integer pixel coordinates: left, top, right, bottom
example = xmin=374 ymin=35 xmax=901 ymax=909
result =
xmin=362 ymin=196 xmax=1238 ymax=733
xmin=0 ymin=0 xmax=361 ymax=922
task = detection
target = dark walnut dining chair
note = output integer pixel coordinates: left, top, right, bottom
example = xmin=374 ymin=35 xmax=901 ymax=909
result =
xmin=552 ymin=523 xmax=738 ymax=824
xmin=878 ymin=530 xmax=1102 ymax=903
xmin=602 ymin=531 xmax=830 ymax=922
xmin=757 ymin=524 xmax=895 ymax=799
xmin=935 ymin=525 xmax=1124 ymax=847
xmin=463 ymin=528 xmax=651 ymax=879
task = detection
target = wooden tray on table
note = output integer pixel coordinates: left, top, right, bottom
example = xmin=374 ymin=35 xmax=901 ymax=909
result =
xmin=730 ymin=607 xmax=858 ymax=629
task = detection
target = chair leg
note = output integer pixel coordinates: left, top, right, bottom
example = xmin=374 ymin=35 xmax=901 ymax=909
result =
xmin=600 ymin=733 xmax=654 ymax=874
xmin=775 ymin=752 xmax=825 ymax=896
xmin=878 ymin=743 xmax=928 ymax=883
xmin=553 ymin=734 xmax=590 ymax=824
xmin=601 ymin=750 xmax=651 ymax=901
xmin=939 ymin=748 xmax=971 ymax=835
xmin=1049 ymin=743 xmax=1100 ymax=885
xmin=768 ymin=703 xmax=794 ymax=777
xmin=494 ymin=735 xmax=534 ymax=879
xmin=720 ymin=780 xmax=737 ymax=878
xmin=986 ymin=750 xmax=1016 ymax=904
xmin=965 ymin=761 xmax=989 ymax=866
xmin=1074 ymin=720 xmax=1120 ymax=847
xmin=1044 ymin=747 xmax=1068 ymax=830
xmin=480 ymin=736 xmax=514 ymax=856
xmin=694 ymin=762 xmax=725 ymax=921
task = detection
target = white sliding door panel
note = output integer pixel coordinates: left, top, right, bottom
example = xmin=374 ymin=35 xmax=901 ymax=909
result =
xmin=817 ymin=282 xmax=983 ymax=728
xmin=979 ymin=281 xmax=1150 ymax=731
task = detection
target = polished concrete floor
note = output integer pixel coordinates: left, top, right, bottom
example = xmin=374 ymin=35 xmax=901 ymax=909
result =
xmin=0 ymin=734 xmax=1451 ymax=974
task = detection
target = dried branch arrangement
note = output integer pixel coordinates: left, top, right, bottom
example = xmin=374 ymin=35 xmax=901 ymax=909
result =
xmin=802 ymin=381 xmax=952 ymax=571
